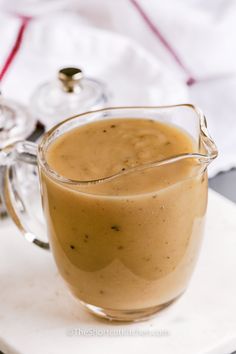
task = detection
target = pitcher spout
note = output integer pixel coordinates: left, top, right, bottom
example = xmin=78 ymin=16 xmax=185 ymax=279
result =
xmin=197 ymin=106 xmax=218 ymax=166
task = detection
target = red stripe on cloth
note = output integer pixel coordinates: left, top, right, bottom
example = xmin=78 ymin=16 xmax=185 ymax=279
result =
xmin=0 ymin=16 xmax=31 ymax=82
xmin=129 ymin=0 xmax=196 ymax=86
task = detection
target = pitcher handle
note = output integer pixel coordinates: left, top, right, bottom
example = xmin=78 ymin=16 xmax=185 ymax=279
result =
xmin=0 ymin=141 xmax=49 ymax=250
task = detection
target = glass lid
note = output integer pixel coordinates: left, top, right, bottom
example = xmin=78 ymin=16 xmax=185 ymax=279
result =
xmin=30 ymin=67 xmax=108 ymax=129
xmin=0 ymin=94 xmax=36 ymax=149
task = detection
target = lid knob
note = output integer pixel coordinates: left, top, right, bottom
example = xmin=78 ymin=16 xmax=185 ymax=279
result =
xmin=58 ymin=67 xmax=83 ymax=93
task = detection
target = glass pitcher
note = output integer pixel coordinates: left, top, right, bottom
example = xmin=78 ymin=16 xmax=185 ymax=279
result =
xmin=0 ymin=105 xmax=218 ymax=321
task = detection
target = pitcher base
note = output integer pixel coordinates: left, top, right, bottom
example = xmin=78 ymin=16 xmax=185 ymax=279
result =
xmin=80 ymin=294 xmax=183 ymax=322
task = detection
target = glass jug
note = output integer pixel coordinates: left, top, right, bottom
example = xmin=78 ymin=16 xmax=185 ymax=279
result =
xmin=0 ymin=105 xmax=218 ymax=321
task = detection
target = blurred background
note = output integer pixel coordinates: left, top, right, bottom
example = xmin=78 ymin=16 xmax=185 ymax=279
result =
xmin=0 ymin=0 xmax=236 ymax=200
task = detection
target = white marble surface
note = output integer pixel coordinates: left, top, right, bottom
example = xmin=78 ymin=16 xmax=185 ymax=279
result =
xmin=0 ymin=189 xmax=236 ymax=354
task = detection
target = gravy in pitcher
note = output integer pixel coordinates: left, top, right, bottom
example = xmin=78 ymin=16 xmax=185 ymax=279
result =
xmin=41 ymin=118 xmax=207 ymax=310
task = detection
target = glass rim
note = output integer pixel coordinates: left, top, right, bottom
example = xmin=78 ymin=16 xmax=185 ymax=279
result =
xmin=38 ymin=104 xmax=218 ymax=186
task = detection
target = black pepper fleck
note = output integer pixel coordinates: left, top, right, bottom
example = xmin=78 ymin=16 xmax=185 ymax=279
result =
xmin=110 ymin=124 xmax=116 ymax=128
xmin=111 ymin=225 xmax=120 ymax=232
xmin=70 ymin=245 xmax=75 ymax=250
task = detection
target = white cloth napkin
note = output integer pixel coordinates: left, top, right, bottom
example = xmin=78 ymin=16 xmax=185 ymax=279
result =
xmin=0 ymin=0 xmax=235 ymax=177
xmin=0 ymin=11 xmax=188 ymax=117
